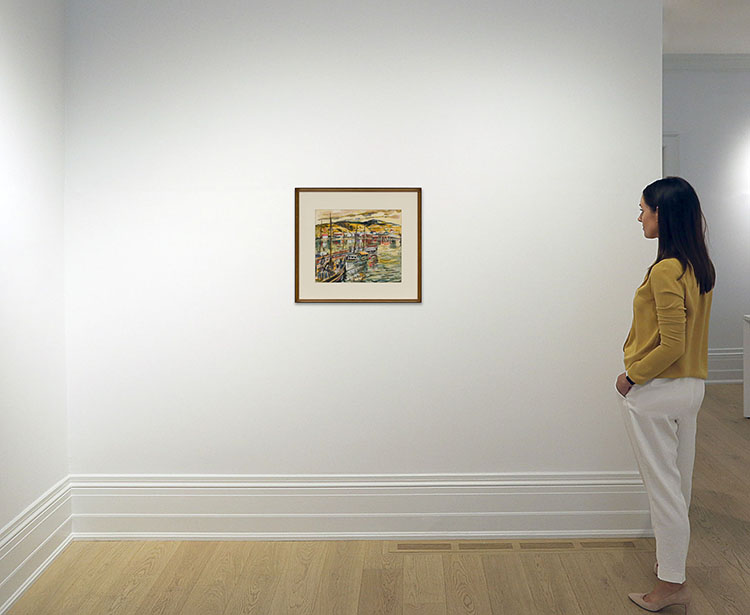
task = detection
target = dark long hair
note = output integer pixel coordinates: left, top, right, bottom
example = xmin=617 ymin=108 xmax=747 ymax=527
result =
xmin=642 ymin=176 xmax=715 ymax=294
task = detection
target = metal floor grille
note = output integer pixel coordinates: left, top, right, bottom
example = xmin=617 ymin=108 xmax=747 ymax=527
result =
xmin=389 ymin=538 xmax=654 ymax=554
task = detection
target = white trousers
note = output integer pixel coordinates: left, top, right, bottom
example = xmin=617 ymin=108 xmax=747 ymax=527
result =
xmin=618 ymin=377 xmax=704 ymax=584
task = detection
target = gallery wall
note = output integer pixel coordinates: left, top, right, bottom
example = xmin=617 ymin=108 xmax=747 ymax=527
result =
xmin=0 ymin=0 xmax=67 ymax=530
xmin=663 ymin=59 xmax=750 ymax=380
xmin=64 ymin=0 xmax=662 ymax=480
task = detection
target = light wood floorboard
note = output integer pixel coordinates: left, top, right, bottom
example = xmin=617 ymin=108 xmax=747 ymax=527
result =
xmin=7 ymin=384 xmax=748 ymax=614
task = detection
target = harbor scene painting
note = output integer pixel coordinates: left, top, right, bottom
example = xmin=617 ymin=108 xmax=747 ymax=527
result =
xmin=315 ymin=209 xmax=402 ymax=283
xmin=295 ymin=187 xmax=421 ymax=302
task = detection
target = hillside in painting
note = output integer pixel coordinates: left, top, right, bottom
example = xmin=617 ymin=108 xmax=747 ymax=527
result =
xmin=316 ymin=220 xmax=401 ymax=237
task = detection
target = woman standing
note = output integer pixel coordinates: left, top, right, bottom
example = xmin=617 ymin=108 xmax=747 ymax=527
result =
xmin=616 ymin=177 xmax=715 ymax=613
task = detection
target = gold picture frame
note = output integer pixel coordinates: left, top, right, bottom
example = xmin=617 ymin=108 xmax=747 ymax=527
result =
xmin=295 ymin=188 xmax=422 ymax=302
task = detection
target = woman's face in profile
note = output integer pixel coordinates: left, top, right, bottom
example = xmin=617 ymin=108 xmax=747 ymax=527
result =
xmin=638 ymin=196 xmax=659 ymax=239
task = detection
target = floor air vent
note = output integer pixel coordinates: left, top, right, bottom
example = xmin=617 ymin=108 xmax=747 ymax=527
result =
xmin=390 ymin=539 xmax=652 ymax=554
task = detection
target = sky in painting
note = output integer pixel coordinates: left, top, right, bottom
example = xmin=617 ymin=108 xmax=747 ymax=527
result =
xmin=315 ymin=209 xmax=402 ymax=225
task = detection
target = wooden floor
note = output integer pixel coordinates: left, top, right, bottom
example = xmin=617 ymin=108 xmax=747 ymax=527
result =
xmin=8 ymin=384 xmax=749 ymax=614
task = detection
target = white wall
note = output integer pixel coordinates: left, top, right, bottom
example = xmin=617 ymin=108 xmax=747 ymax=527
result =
xmin=664 ymin=59 xmax=750 ymax=375
xmin=65 ymin=0 xmax=662 ymax=479
xmin=0 ymin=0 xmax=67 ymax=529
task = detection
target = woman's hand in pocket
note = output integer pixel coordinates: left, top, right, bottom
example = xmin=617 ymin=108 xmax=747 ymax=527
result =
xmin=616 ymin=372 xmax=633 ymax=398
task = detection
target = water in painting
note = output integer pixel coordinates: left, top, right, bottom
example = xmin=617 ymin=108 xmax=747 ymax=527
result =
xmin=315 ymin=209 xmax=402 ymax=283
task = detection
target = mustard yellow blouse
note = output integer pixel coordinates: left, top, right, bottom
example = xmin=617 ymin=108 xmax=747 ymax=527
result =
xmin=623 ymin=258 xmax=712 ymax=384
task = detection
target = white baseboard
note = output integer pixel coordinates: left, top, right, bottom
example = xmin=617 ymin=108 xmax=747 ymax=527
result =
xmin=0 ymin=478 xmax=73 ymax=614
xmin=708 ymin=348 xmax=743 ymax=383
xmin=663 ymin=54 xmax=750 ymax=71
xmin=69 ymin=473 xmax=652 ymax=540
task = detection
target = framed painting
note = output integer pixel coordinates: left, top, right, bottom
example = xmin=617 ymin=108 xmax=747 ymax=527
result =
xmin=295 ymin=187 xmax=422 ymax=302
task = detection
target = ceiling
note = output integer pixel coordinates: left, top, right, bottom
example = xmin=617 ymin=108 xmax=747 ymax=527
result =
xmin=664 ymin=0 xmax=750 ymax=54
